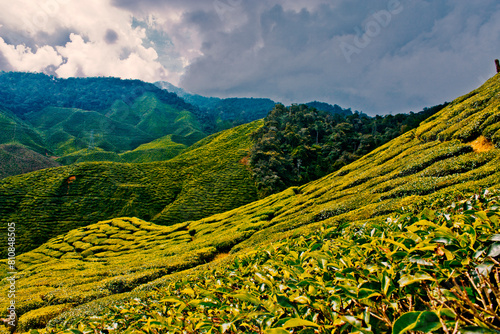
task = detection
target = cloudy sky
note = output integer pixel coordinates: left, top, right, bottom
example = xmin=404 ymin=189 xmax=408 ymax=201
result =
xmin=0 ymin=0 xmax=499 ymax=115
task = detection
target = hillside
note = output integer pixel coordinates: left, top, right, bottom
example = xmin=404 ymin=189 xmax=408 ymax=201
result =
xmin=0 ymin=72 xmax=209 ymax=163
xmin=57 ymin=135 xmax=187 ymax=165
xmin=1 ymin=75 xmax=499 ymax=332
xmin=249 ymin=103 xmax=447 ymax=196
xmin=155 ymin=81 xmax=355 ymax=131
xmin=0 ymin=144 xmax=60 ymax=179
xmin=25 ymin=93 xmax=206 ymax=157
xmin=119 ymin=135 xmax=187 ymax=163
xmin=0 ymin=121 xmax=261 ymax=257
xmin=156 ymin=80 xmax=278 ymax=131
xmin=0 ymin=72 xmax=205 ymax=124
xmin=0 ymin=107 xmax=47 ymax=154
xmin=26 ymin=106 xmax=155 ymax=156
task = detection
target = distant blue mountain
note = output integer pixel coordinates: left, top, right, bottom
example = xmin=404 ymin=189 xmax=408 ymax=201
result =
xmin=155 ymin=81 xmax=354 ymax=129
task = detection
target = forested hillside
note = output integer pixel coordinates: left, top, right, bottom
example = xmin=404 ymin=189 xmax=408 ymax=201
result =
xmin=0 ymin=72 xmax=210 ymax=165
xmin=250 ymin=103 xmax=448 ymax=196
xmin=0 ymin=72 xmax=205 ymax=124
xmin=1 ymin=75 xmax=499 ymax=333
xmin=156 ymin=81 xmax=277 ymax=130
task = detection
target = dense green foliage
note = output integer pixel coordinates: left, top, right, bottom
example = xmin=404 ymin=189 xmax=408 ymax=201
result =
xmin=0 ymin=72 xmax=209 ymax=127
xmin=46 ymin=193 xmax=500 ymax=334
xmin=1 ymin=75 xmax=499 ymax=333
xmin=250 ymin=103 xmax=448 ymax=196
xmin=210 ymin=98 xmax=277 ymax=129
xmin=305 ymin=101 xmax=353 ymax=117
xmin=0 ymin=121 xmax=261 ymax=257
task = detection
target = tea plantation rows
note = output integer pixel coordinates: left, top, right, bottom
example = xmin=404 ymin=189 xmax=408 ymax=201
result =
xmin=1 ymin=75 xmax=500 ymax=332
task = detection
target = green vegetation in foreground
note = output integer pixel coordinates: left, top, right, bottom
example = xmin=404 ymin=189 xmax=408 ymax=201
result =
xmin=0 ymin=121 xmax=261 ymax=257
xmin=1 ymin=75 xmax=500 ymax=332
xmin=45 ymin=192 xmax=500 ymax=333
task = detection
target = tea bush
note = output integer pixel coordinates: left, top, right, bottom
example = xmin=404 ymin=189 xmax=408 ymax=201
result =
xmin=50 ymin=193 xmax=500 ymax=333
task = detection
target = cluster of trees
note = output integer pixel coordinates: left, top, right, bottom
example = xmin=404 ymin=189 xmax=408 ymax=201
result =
xmin=250 ymin=103 xmax=448 ymax=197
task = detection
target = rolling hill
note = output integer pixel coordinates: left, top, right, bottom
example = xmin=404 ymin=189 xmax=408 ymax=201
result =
xmin=0 ymin=121 xmax=261 ymax=258
xmin=26 ymin=106 xmax=155 ymax=156
xmin=0 ymin=72 xmax=210 ymax=164
xmin=0 ymin=107 xmax=47 ymax=154
xmin=57 ymin=135 xmax=188 ymax=165
xmin=1 ymin=75 xmax=499 ymax=332
xmin=118 ymin=135 xmax=187 ymax=163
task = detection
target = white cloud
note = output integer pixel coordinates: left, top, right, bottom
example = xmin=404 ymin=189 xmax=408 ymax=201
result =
xmin=55 ymin=33 xmax=166 ymax=82
xmin=0 ymin=37 xmax=62 ymax=72
xmin=0 ymin=0 xmax=175 ymax=82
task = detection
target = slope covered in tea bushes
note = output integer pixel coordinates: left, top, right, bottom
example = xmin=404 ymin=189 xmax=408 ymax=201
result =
xmin=49 ymin=193 xmax=500 ymax=334
xmin=56 ymin=135 xmax=187 ymax=165
xmin=119 ymin=135 xmax=188 ymax=163
xmin=0 ymin=121 xmax=261 ymax=257
xmin=1 ymin=75 xmax=500 ymax=332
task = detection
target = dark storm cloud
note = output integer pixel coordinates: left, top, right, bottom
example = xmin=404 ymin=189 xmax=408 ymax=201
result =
xmin=104 ymin=29 xmax=119 ymax=44
xmin=0 ymin=26 xmax=73 ymax=51
xmin=2 ymin=0 xmax=499 ymax=114
xmin=36 ymin=29 xmax=73 ymax=47
xmin=0 ymin=28 xmax=33 ymax=48
xmin=169 ymin=0 xmax=500 ymax=114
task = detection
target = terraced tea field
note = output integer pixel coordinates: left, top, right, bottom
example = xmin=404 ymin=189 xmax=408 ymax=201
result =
xmin=1 ymin=75 xmax=500 ymax=332
xmin=0 ymin=121 xmax=262 ymax=257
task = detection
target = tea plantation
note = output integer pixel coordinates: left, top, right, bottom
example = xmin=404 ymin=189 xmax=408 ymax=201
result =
xmin=0 ymin=121 xmax=261 ymax=257
xmin=44 ymin=193 xmax=500 ymax=334
xmin=1 ymin=75 xmax=500 ymax=332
